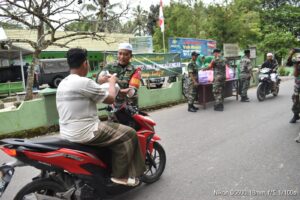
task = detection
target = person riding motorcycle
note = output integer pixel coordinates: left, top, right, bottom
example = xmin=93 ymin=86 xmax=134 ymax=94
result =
xmin=287 ymin=49 xmax=300 ymax=123
xmin=261 ymin=53 xmax=279 ymax=90
xmin=261 ymin=53 xmax=278 ymax=71
xmin=97 ymin=43 xmax=141 ymax=107
xmin=56 ymin=48 xmax=145 ymax=187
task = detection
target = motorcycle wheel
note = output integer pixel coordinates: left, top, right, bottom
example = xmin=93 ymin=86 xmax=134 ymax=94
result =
xmin=273 ymin=85 xmax=279 ymax=96
xmin=141 ymin=142 xmax=166 ymax=184
xmin=14 ymin=178 xmax=67 ymax=200
xmin=257 ymin=83 xmax=266 ymax=101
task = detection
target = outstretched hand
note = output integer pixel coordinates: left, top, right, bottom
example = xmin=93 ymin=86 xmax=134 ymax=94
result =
xmin=108 ymin=74 xmax=117 ymax=84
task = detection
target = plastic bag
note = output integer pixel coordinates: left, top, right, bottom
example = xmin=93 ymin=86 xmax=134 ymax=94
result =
xmin=198 ymin=70 xmax=214 ymax=83
xmin=198 ymin=70 xmax=208 ymax=83
xmin=226 ymin=65 xmax=235 ymax=80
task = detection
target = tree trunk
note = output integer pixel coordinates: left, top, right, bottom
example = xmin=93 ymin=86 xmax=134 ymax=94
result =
xmin=24 ymin=51 xmax=40 ymax=101
xmin=24 ymin=23 xmax=44 ymax=101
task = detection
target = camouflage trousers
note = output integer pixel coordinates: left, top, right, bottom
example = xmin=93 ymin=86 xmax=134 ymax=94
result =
xmin=116 ymin=95 xmax=138 ymax=107
xmin=187 ymin=81 xmax=197 ymax=104
xmin=86 ymin=121 xmax=145 ymax=178
xmin=240 ymin=78 xmax=250 ymax=98
xmin=292 ymin=81 xmax=300 ymax=114
xmin=213 ymin=80 xmax=225 ymax=105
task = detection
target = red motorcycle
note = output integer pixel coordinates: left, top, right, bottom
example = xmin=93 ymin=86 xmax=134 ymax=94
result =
xmin=0 ymin=104 xmax=166 ymax=200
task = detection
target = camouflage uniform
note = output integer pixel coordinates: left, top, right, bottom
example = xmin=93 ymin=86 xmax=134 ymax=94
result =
xmin=240 ymin=55 xmax=252 ymax=98
xmin=287 ymin=58 xmax=300 ymax=116
xmin=211 ymin=57 xmax=226 ymax=105
xmin=101 ymin=62 xmax=138 ymax=106
xmin=187 ymin=60 xmax=198 ymax=104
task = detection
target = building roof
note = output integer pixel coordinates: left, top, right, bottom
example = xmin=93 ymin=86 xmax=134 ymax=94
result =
xmin=0 ymin=27 xmax=33 ymax=59
xmin=0 ymin=45 xmax=33 ymax=59
xmin=4 ymin=29 xmax=134 ymax=52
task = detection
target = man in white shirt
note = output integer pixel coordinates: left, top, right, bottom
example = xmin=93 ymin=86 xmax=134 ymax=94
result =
xmin=56 ymin=48 xmax=145 ymax=186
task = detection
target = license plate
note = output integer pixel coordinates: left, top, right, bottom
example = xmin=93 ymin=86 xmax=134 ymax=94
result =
xmin=0 ymin=166 xmax=14 ymax=197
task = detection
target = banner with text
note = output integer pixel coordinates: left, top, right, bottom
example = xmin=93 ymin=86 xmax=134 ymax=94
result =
xmin=104 ymin=53 xmax=182 ymax=78
xmin=168 ymin=37 xmax=217 ymax=59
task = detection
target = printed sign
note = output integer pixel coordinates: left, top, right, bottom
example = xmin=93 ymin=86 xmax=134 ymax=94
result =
xmin=104 ymin=53 xmax=182 ymax=78
xmin=223 ymin=43 xmax=240 ymax=58
xmin=168 ymin=37 xmax=217 ymax=59
xmin=249 ymin=46 xmax=257 ymax=59
xmin=129 ymin=36 xmax=153 ymax=53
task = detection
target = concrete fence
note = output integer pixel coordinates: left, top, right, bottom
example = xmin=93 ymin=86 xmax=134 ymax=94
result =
xmin=0 ymin=73 xmax=267 ymax=136
xmin=0 ymin=79 xmax=184 ymax=136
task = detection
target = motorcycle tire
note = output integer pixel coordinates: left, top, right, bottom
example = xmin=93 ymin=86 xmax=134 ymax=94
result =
xmin=273 ymin=86 xmax=279 ymax=96
xmin=141 ymin=142 xmax=166 ymax=184
xmin=257 ymin=83 xmax=266 ymax=101
xmin=14 ymin=178 xmax=67 ymax=200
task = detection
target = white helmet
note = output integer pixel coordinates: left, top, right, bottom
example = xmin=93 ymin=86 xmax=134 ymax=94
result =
xmin=267 ymin=53 xmax=273 ymax=57
xmin=295 ymin=54 xmax=300 ymax=62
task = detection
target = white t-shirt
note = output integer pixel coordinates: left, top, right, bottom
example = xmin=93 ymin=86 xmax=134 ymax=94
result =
xmin=56 ymin=74 xmax=109 ymax=143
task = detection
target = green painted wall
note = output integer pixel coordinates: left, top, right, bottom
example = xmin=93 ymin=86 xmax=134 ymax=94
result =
xmin=138 ymin=80 xmax=184 ymax=108
xmin=0 ymin=82 xmax=23 ymax=95
xmin=0 ymin=99 xmax=47 ymax=134
xmin=0 ymin=79 xmax=184 ymax=135
xmin=40 ymin=88 xmax=59 ymax=126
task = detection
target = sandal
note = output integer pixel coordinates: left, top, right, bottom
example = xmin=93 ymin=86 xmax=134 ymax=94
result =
xmin=111 ymin=177 xmax=140 ymax=187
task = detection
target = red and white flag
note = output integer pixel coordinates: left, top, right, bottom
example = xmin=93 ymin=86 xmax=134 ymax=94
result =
xmin=159 ymin=0 xmax=164 ymax=33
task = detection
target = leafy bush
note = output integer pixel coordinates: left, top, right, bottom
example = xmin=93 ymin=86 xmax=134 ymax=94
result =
xmin=278 ymin=66 xmax=286 ymax=76
xmin=285 ymin=70 xmax=290 ymax=76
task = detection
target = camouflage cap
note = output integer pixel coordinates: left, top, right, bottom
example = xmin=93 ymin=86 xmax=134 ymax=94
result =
xmin=213 ymin=49 xmax=221 ymax=53
xmin=191 ymin=51 xmax=200 ymax=57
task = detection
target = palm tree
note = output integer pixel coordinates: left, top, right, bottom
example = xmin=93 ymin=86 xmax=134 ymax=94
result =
xmin=77 ymin=0 xmax=126 ymax=33
xmin=132 ymin=5 xmax=148 ymax=36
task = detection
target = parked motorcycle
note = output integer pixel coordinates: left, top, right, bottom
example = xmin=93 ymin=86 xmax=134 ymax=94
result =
xmin=0 ymin=103 xmax=166 ymax=200
xmin=257 ymin=68 xmax=280 ymax=101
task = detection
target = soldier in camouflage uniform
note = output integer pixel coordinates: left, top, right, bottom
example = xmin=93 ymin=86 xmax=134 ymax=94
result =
xmin=187 ymin=51 xmax=199 ymax=112
xmin=239 ymin=49 xmax=253 ymax=102
xmin=204 ymin=49 xmax=226 ymax=111
xmin=287 ymin=49 xmax=300 ymax=123
xmin=97 ymin=43 xmax=139 ymax=106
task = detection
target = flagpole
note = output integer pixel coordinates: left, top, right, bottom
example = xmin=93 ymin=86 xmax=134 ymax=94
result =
xmin=163 ymin=31 xmax=166 ymax=53
xmin=159 ymin=0 xmax=165 ymax=53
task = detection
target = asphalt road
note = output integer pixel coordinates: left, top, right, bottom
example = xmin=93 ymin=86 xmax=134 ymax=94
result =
xmin=1 ymin=79 xmax=300 ymax=200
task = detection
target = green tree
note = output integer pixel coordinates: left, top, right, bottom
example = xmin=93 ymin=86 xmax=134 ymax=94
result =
xmin=261 ymin=4 xmax=300 ymax=36
xmin=259 ymin=31 xmax=298 ymax=63
xmin=147 ymin=5 xmax=160 ymax=35
xmin=204 ymin=0 xmax=262 ymax=49
xmin=131 ymin=5 xmax=148 ymax=36
xmin=121 ymin=21 xmax=135 ymax=34
xmin=76 ymin=0 xmax=127 ymax=33
xmin=259 ymin=0 xmax=300 ymax=62
xmin=152 ymin=0 xmax=262 ymax=51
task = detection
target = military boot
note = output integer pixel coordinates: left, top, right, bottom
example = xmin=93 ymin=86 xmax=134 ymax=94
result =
xmin=219 ymin=103 xmax=224 ymax=111
xmin=214 ymin=104 xmax=224 ymax=111
xmin=188 ymin=104 xmax=197 ymax=112
xmin=192 ymin=104 xmax=199 ymax=110
xmin=290 ymin=113 xmax=300 ymax=123
xmin=240 ymin=96 xmax=250 ymax=102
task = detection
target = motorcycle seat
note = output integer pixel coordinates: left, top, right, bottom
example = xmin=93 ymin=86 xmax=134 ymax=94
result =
xmin=31 ymin=137 xmax=111 ymax=159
